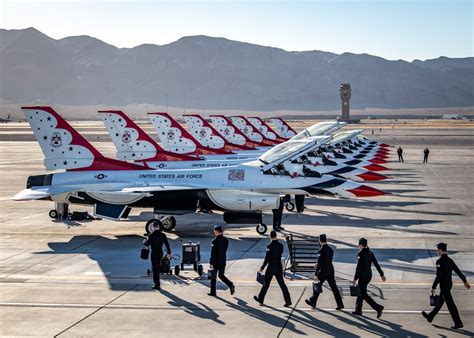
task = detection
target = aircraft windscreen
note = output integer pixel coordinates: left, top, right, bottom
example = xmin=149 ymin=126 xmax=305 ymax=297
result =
xmin=291 ymin=122 xmax=337 ymax=140
xmin=259 ymin=140 xmax=311 ymax=164
xmin=332 ymin=131 xmax=361 ymax=143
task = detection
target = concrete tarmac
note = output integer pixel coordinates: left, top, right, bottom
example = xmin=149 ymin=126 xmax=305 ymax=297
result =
xmin=0 ymin=121 xmax=473 ymax=337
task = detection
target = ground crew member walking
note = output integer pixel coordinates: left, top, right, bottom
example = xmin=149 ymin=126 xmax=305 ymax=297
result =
xmin=423 ymin=147 xmax=430 ymax=163
xmin=352 ymin=238 xmax=386 ymax=318
xmin=305 ymin=234 xmax=344 ymax=310
xmin=209 ymin=225 xmax=235 ymax=296
xmin=397 ymin=146 xmax=404 ymax=162
xmin=422 ymin=243 xmax=470 ymax=329
xmin=143 ymin=221 xmax=171 ymax=290
xmin=254 ymin=230 xmax=292 ymax=307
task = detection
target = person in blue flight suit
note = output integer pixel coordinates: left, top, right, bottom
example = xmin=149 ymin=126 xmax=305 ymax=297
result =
xmin=422 ymin=242 xmax=470 ymax=330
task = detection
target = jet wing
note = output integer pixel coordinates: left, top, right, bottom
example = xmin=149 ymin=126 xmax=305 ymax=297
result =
xmin=259 ymin=136 xmax=331 ymax=171
xmin=13 ymin=184 xmax=199 ymax=201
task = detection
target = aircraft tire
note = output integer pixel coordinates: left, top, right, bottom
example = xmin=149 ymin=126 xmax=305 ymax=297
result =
xmin=49 ymin=209 xmax=59 ymax=219
xmin=145 ymin=219 xmax=158 ymax=234
xmin=162 ymin=216 xmax=176 ymax=232
xmin=256 ymin=223 xmax=268 ymax=235
xmin=285 ymin=202 xmax=295 ymax=212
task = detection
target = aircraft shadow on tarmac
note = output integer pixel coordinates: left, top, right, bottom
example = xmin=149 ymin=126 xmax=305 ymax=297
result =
xmin=38 ymin=234 xmax=473 ymax=292
xmin=304 ymin=199 xmax=462 ymax=217
xmin=280 ymin=211 xmax=449 ymax=236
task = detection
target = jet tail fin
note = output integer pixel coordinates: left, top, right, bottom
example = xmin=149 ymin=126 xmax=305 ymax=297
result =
xmin=99 ymin=110 xmax=197 ymax=162
xmin=148 ymin=112 xmax=232 ymax=156
xmin=183 ymin=114 xmax=227 ymax=150
xmin=268 ymin=118 xmax=297 ymax=138
xmin=248 ymin=116 xmax=287 ymax=142
xmin=230 ymin=116 xmax=277 ymax=146
xmin=209 ymin=115 xmax=261 ymax=149
xmin=183 ymin=114 xmax=254 ymax=151
xmin=22 ymin=106 xmax=146 ymax=171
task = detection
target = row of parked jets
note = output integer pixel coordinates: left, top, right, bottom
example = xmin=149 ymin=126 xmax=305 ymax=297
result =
xmin=13 ymin=106 xmax=392 ymax=235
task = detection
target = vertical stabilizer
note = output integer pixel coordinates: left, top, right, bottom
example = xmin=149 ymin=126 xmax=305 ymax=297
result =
xmin=22 ymin=106 xmax=146 ymax=171
xmin=268 ymin=118 xmax=297 ymax=138
xmin=99 ymin=110 xmax=198 ymax=161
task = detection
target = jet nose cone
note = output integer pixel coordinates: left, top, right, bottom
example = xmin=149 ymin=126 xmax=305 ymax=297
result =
xmin=348 ymin=185 xmax=387 ymax=197
xmin=357 ymin=172 xmax=388 ymax=181
xmin=364 ymin=164 xmax=388 ymax=171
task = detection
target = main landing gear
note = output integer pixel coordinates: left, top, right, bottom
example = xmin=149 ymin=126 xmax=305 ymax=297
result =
xmin=256 ymin=223 xmax=268 ymax=235
xmin=145 ymin=216 xmax=177 ymax=234
xmin=49 ymin=202 xmax=69 ymax=220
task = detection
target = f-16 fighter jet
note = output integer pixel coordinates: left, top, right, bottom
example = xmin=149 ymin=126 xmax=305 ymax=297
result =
xmin=14 ymin=107 xmax=386 ymax=235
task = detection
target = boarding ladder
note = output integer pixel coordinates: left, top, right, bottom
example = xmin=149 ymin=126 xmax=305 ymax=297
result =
xmin=284 ymin=234 xmax=319 ymax=276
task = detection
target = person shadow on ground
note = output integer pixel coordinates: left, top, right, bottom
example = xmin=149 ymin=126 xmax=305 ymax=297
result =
xmin=216 ymin=296 xmax=306 ymax=335
xmin=320 ymin=309 xmax=428 ymax=338
xmin=159 ymin=288 xmax=225 ymax=325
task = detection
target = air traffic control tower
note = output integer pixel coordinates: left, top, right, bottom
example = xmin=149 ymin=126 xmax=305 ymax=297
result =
xmin=340 ymin=83 xmax=351 ymax=121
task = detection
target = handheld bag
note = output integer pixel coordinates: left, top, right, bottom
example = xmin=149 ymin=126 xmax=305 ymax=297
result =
xmin=313 ymin=281 xmax=323 ymax=294
xmin=257 ymin=271 xmax=265 ymax=285
xmin=208 ymin=269 xmax=217 ymax=280
xmin=350 ymin=284 xmax=361 ymax=297
xmin=140 ymin=246 xmax=150 ymax=260
xmin=430 ymin=292 xmax=441 ymax=307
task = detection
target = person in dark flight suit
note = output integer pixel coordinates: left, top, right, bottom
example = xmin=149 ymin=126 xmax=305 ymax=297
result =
xmin=397 ymin=146 xmax=404 ymax=162
xmin=305 ymin=234 xmax=344 ymax=310
xmin=423 ymin=148 xmax=430 ymax=163
xmin=254 ymin=230 xmax=292 ymax=307
xmin=209 ymin=225 xmax=235 ymax=296
xmin=352 ymin=238 xmax=386 ymax=318
xmin=422 ymin=243 xmax=470 ymax=329
xmin=143 ymin=221 xmax=171 ymax=290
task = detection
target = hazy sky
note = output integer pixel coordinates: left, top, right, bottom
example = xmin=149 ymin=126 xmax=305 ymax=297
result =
xmin=1 ymin=0 xmax=472 ymax=61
